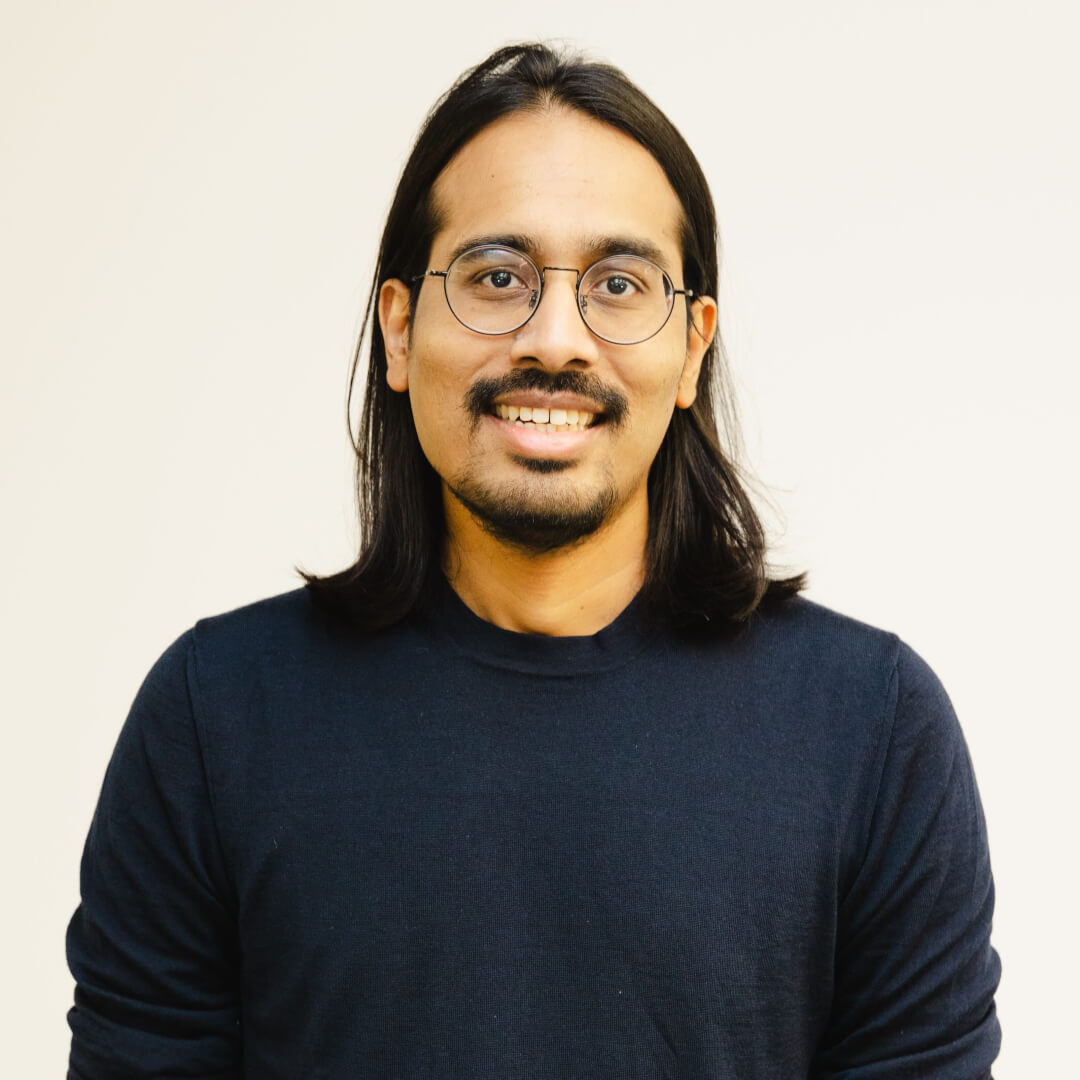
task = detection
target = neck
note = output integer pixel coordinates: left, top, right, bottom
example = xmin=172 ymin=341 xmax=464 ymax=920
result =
xmin=441 ymin=489 xmax=648 ymax=637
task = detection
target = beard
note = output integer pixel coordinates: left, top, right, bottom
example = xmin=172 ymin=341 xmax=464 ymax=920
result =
xmin=447 ymin=462 xmax=619 ymax=555
xmin=445 ymin=366 xmax=629 ymax=553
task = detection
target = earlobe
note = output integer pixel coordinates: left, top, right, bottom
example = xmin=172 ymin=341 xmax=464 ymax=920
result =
xmin=675 ymin=296 xmax=717 ymax=410
xmin=379 ymin=279 xmax=412 ymax=392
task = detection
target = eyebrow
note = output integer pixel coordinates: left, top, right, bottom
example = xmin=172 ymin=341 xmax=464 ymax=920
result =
xmin=583 ymin=233 xmax=670 ymax=269
xmin=445 ymin=233 xmax=673 ymax=273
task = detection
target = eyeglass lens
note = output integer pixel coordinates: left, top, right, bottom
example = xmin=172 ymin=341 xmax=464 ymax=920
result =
xmin=444 ymin=246 xmax=676 ymax=345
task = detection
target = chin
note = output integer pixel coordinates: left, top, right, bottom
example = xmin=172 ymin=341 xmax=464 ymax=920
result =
xmin=448 ymin=471 xmax=618 ymax=555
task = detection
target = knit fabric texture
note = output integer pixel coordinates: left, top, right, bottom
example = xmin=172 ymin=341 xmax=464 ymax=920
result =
xmin=67 ymin=584 xmax=1001 ymax=1078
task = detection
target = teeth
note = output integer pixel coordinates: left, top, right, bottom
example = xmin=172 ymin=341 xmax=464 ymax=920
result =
xmin=494 ymin=403 xmax=596 ymax=430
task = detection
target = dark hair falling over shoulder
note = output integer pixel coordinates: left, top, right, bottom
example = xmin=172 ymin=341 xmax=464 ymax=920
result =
xmin=300 ymin=42 xmax=803 ymax=633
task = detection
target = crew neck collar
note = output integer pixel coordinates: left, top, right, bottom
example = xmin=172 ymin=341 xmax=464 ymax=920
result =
xmin=420 ymin=573 xmax=658 ymax=676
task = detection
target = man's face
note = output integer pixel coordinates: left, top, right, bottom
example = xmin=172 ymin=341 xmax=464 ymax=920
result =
xmin=379 ymin=106 xmax=715 ymax=553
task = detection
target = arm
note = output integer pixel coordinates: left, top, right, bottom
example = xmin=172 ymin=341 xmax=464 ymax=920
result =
xmin=67 ymin=633 xmax=241 ymax=1079
xmin=812 ymin=643 xmax=1001 ymax=1079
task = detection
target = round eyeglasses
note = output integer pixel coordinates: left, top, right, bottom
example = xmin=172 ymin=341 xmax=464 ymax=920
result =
xmin=412 ymin=245 xmax=694 ymax=346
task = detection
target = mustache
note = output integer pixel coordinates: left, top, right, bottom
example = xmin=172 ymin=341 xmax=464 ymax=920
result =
xmin=464 ymin=368 xmax=629 ymax=428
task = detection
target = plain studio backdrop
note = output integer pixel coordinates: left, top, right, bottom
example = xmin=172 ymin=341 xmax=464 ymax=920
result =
xmin=2 ymin=1 xmax=1076 ymax=1075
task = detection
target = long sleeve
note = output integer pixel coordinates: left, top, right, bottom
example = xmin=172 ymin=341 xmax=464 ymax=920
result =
xmin=67 ymin=633 xmax=241 ymax=1079
xmin=812 ymin=643 xmax=1001 ymax=1078
xmin=64 ymin=588 xmax=1003 ymax=1076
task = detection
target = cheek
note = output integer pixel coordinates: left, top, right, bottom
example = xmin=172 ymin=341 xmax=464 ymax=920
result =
xmin=408 ymin=369 xmax=455 ymax=465
xmin=620 ymin=352 xmax=687 ymax=431
xmin=404 ymin=340 xmax=488 ymax=470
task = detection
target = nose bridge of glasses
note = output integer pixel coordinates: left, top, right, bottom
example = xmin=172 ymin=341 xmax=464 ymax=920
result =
xmin=538 ymin=265 xmax=585 ymax=311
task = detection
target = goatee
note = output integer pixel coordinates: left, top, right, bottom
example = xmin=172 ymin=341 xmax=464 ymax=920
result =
xmin=451 ymin=367 xmax=628 ymax=552
xmin=448 ymin=469 xmax=618 ymax=555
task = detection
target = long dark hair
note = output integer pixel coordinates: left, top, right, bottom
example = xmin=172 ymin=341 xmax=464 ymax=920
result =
xmin=302 ymin=43 xmax=803 ymax=631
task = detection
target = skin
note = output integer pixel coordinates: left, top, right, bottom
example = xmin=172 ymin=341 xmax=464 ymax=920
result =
xmin=379 ymin=106 xmax=717 ymax=636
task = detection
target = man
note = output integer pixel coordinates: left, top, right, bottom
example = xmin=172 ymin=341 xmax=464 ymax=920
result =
xmin=67 ymin=43 xmax=1001 ymax=1078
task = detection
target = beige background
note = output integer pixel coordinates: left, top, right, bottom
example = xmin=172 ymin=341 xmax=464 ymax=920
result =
xmin=3 ymin=1 xmax=1077 ymax=1074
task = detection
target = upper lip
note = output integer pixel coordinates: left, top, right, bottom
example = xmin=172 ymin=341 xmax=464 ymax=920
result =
xmin=491 ymin=392 xmax=603 ymax=414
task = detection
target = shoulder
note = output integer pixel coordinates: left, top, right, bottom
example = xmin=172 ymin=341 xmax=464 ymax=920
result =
xmin=730 ymin=596 xmax=905 ymax=710
xmin=98 ymin=596 xmax=331 ymax=828
xmin=158 ymin=586 xmax=438 ymax=724
xmin=729 ymin=597 xmax=964 ymax=791
xmin=761 ymin=598 xmax=974 ymax=841
xmin=744 ymin=595 xmax=947 ymax=703
xmin=186 ymin=585 xmax=405 ymax=673
xmin=748 ymin=594 xmax=898 ymax=660
xmin=191 ymin=587 xmax=324 ymax=652
xmin=129 ymin=587 xmax=394 ymax=719
xmin=135 ymin=589 xmax=319 ymax=687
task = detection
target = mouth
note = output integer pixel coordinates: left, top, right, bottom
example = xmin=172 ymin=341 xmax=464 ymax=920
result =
xmin=493 ymin=402 xmax=600 ymax=433
xmin=465 ymin=370 xmax=627 ymax=439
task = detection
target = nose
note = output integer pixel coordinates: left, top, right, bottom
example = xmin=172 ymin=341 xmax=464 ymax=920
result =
xmin=509 ymin=268 xmax=600 ymax=370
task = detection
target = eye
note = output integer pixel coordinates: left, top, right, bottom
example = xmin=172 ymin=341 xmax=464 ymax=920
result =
xmin=481 ymin=268 xmax=523 ymax=289
xmin=599 ymin=273 xmax=637 ymax=296
xmin=450 ymin=248 xmax=537 ymax=296
xmin=583 ymin=262 xmax=652 ymax=306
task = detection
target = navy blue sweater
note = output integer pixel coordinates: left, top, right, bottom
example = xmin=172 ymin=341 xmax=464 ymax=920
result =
xmin=67 ymin=585 xmax=1000 ymax=1078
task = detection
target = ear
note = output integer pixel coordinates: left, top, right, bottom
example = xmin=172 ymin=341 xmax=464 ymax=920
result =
xmin=675 ymin=295 xmax=718 ymax=409
xmin=379 ymin=278 xmax=412 ymax=392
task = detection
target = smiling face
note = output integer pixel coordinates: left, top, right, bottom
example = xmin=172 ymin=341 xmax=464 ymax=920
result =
xmin=379 ymin=106 xmax=716 ymax=555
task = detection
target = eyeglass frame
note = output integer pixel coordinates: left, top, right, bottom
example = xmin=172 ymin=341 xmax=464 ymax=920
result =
xmin=410 ymin=244 xmax=696 ymax=346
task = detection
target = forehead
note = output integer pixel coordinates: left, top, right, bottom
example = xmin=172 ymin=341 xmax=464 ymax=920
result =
xmin=429 ymin=107 xmax=685 ymax=272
